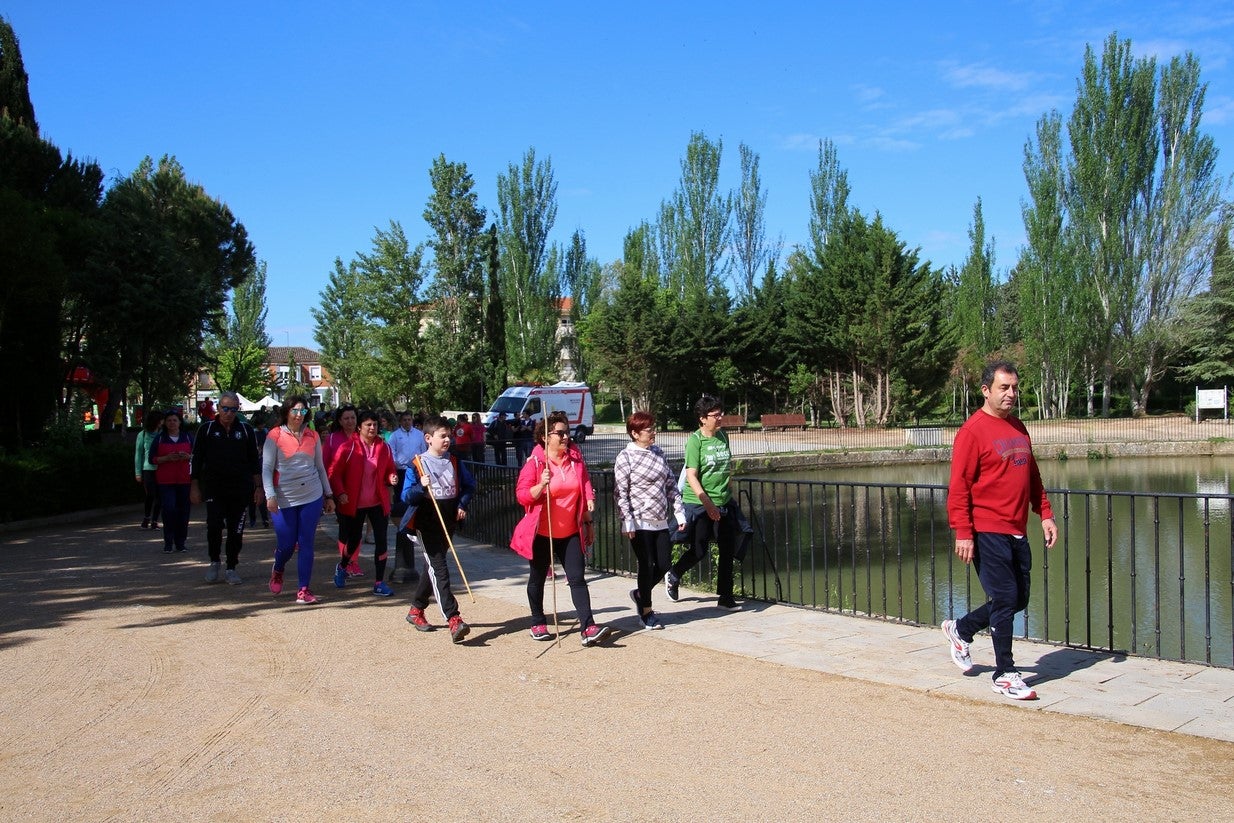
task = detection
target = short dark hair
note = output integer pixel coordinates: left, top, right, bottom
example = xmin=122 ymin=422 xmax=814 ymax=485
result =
xmin=695 ymin=394 xmax=722 ymax=421
xmin=357 ymin=409 xmax=381 ymax=427
xmin=143 ymin=409 xmax=164 ymax=433
xmin=422 ymin=415 xmax=451 ymax=437
xmin=981 ymin=360 xmax=1019 ymax=389
xmin=626 ymin=411 xmax=655 ymax=439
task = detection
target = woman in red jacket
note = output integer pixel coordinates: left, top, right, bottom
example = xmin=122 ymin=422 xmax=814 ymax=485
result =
xmin=328 ymin=410 xmax=399 ymax=596
xmin=512 ymin=410 xmax=610 ymax=646
xmin=149 ymin=409 xmax=194 ymax=553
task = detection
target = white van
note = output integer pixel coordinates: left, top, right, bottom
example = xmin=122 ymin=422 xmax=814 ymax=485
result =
xmin=483 ymin=382 xmax=595 ymax=441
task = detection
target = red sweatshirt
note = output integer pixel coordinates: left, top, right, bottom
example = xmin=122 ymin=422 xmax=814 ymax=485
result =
xmin=947 ymin=410 xmax=1053 ymax=540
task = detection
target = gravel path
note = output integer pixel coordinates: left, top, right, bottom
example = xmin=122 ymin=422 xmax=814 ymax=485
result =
xmin=1 ymin=513 xmax=1231 ymax=821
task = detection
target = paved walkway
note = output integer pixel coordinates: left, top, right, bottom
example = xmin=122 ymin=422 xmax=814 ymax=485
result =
xmin=455 ymin=536 xmax=1234 ymax=743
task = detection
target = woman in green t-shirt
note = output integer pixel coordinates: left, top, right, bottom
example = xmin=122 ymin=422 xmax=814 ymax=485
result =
xmin=664 ymin=395 xmax=742 ymax=610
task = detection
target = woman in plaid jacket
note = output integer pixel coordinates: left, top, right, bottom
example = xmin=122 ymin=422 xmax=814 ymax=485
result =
xmin=613 ymin=411 xmax=686 ymax=630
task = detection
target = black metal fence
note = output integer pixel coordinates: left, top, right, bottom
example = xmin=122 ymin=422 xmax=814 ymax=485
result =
xmin=464 ymin=461 xmax=1234 ymax=669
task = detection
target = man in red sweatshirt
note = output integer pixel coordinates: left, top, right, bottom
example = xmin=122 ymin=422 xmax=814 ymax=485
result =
xmin=943 ymin=361 xmax=1058 ymax=700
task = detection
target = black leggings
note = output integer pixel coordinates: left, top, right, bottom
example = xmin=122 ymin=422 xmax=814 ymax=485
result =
xmin=338 ymin=506 xmax=389 ymax=583
xmin=629 ymin=529 xmax=672 ymax=610
xmin=142 ymin=470 xmax=161 ymax=523
xmin=527 ymin=533 xmax=594 ymax=629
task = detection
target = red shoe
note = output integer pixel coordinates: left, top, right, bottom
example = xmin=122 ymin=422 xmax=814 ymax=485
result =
xmin=346 ymin=561 xmax=364 ymax=578
xmin=448 ymin=615 xmax=471 ymax=644
xmin=405 ymin=607 xmax=433 ymax=632
xmin=269 ymin=568 xmax=284 ymax=595
xmin=295 ymin=587 xmax=319 ymax=605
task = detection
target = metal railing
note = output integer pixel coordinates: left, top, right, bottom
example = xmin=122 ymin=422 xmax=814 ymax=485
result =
xmin=463 ymin=464 xmax=1234 ymax=669
xmin=468 ymin=414 xmax=1231 ymax=471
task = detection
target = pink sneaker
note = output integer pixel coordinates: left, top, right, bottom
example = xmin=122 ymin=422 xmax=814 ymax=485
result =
xmin=295 ymin=587 xmax=319 ymax=605
xmin=346 ymin=561 xmax=364 ymax=578
xmin=269 ymin=568 xmax=284 ymax=595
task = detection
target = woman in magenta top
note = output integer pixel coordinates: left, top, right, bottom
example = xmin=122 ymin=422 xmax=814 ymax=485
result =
xmin=148 ymin=409 xmax=193 ymax=553
xmin=328 ymin=410 xmax=398 ymax=597
xmin=513 ymin=410 xmax=610 ymax=646
xmin=323 ymin=405 xmax=360 ymax=575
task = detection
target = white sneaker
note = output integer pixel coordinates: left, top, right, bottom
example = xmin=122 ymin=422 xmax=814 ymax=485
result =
xmin=204 ymin=562 xmax=222 ymax=584
xmin=224 ymin=568 xmax=243 ymax=585
xmin=941 ymin=619 xmax=973 ymax=672
xmin=991 ymin=671 xmax=1037 ymax=700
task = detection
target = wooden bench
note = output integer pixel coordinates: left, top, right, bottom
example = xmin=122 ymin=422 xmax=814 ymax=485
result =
xmin=905 ymin=426 xmax=944 ymax=447
xmin=760 ymin=413 xmax=808 ymax=431
xmin=719 ymin=414 xmax=747 ymax=433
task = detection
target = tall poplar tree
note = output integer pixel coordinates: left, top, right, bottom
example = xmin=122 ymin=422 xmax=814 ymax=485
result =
xmin=1127 ymin=52 xmax=1226 ymax=412
xmin=496 ymin=148 xmax=560 ymax=381
xmin=207 ymin=260 xmax=273 ymax=399
xmin=733 ymin=142 xmax=780 ymax=303
xmin=1067 ymin=34 xmax=1158 ymax=415
xmin=950 ymin=198 xmax=998 ymax=415
xmin=422 ymin=154 xmax=487 ymax=410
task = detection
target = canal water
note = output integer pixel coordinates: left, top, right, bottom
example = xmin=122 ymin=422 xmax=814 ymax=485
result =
xmin=728 ymin=456 xmax=1234 ymax=668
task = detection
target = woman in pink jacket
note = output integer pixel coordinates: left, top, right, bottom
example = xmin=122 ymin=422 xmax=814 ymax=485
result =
xmin=328 ymin=410 xmax=398 ymax=597
xmin=512 ymin=411 xmax=610 ymax=646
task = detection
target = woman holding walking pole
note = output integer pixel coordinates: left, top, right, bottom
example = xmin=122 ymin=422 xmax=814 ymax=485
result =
xmin=512 ymin=411 xmax=610 ymax=646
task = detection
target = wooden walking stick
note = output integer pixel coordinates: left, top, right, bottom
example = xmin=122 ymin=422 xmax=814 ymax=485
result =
xmin=419 ymin=461 xmax=476 ymax=603
xmin=541 ymin=455 xmax=561 ymax=647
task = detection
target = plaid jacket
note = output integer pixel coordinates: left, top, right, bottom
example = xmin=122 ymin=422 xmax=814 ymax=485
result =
xmin=613 ymin=443 xmax=686 ymax=533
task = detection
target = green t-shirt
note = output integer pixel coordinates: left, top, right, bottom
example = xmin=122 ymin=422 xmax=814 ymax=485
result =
xmin=683 ymin=429 xmax=732 ymax=506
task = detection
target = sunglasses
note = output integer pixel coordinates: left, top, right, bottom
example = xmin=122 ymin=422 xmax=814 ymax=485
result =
xmin=219 ymin=405 xmax=238 ymax=413
xmin=289 ymin=409 xmax=309 ymax=416
xmin=549 ymin=429 xmax=570 ymax=438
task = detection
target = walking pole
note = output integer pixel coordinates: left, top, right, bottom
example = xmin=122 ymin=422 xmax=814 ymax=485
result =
xmin=420 ymin=467 xmax=476 ymax=604
xmin=541 ymin=455 xmax=561 ymax=648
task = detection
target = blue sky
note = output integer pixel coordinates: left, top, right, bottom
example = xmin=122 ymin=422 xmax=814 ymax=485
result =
xmin=7 ymin=2 xmax=1233 ymax=347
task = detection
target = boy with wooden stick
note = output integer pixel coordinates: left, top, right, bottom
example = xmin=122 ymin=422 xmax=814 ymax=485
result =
xmin=401 ymin=416 xmax=476 ymax=643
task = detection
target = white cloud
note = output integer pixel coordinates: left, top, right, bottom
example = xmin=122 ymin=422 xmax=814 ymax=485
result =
xmin=852 ymin=83 xmax=886 ymax=105
xmin=866 ymin=135 xmax=919 ymax=152
xmin=781 ymin=133 xmax=822 ymax=151
xmin=1205 ymin=94 xmax=1234 ymax=125
xmin=941 ymin=61 xmax=1034 ymax=91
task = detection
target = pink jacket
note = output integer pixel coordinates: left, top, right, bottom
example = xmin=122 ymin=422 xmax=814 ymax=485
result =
xmin=327 ymin=436 xmax=396 ymax=517
xmin=511 ymin=443 xmax=595 ymax=558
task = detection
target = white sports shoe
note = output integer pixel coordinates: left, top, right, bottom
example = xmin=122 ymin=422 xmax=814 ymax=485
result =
xmin=224 ymin=568 xmax=243 ymax=585
xmin=204 ymin=562 xmax=222 ymax=584
xmin=941 ymin=619 xmax=973 ymax=672
xmin=991 ymin=671 xmax=1037 ymax=700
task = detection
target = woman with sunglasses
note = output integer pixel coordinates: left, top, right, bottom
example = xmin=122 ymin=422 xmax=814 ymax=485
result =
xmin=263 ymin=395 xmax=335 ymax=605
xmin=512 ymin=410 xmax=610 ymax=646
xmin=614 ymin=411 xmax=685 ymax=629
xmin=664 ymin=394 xmax=742 ymax=610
